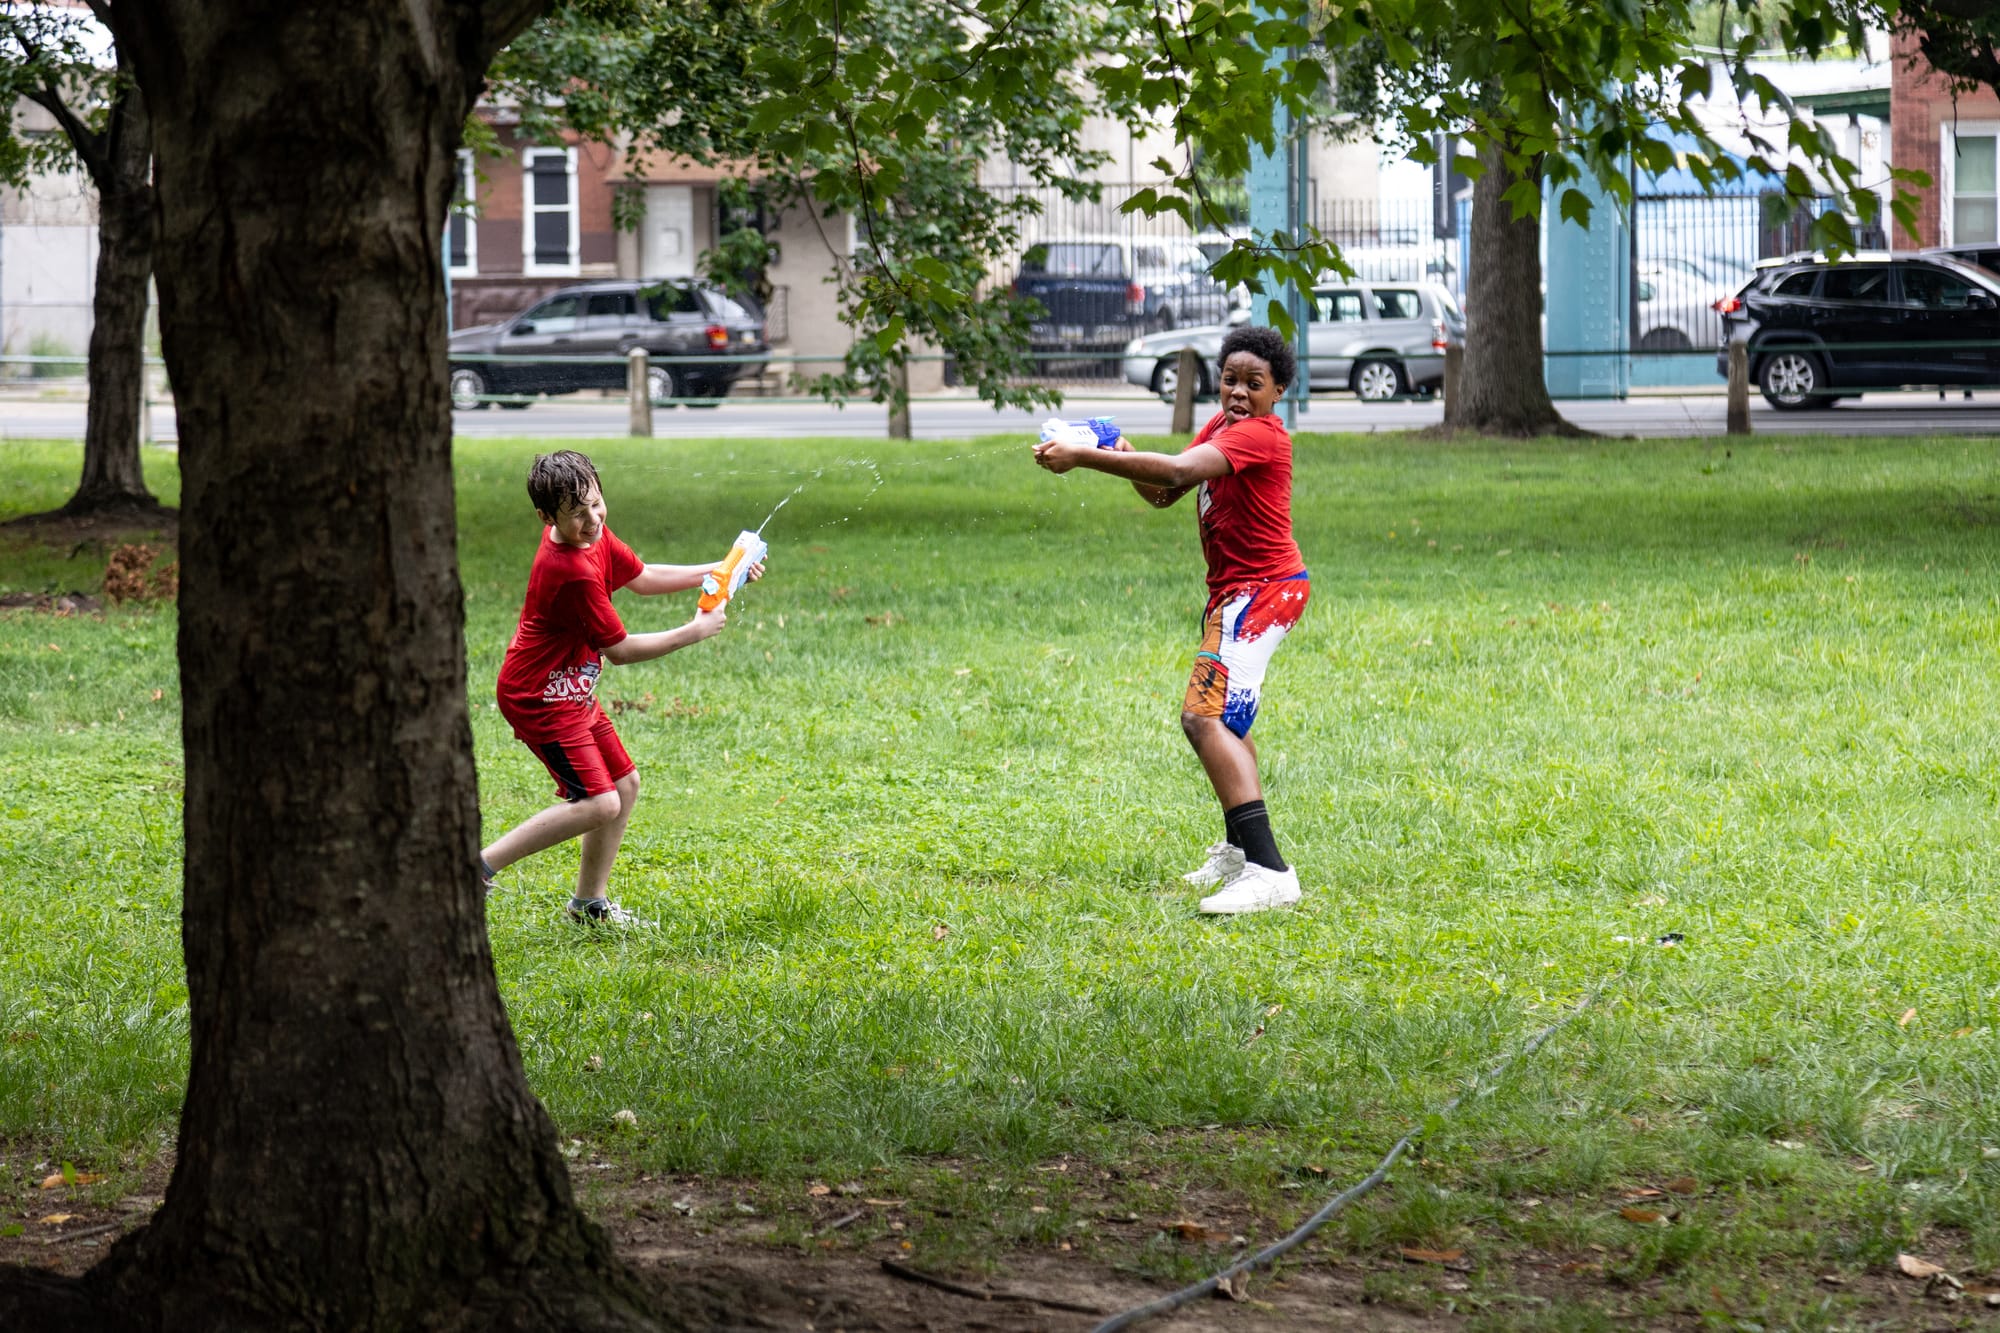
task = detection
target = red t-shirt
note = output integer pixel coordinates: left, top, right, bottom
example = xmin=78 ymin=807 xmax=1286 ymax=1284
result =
xmin=1186 ymin=410 xmax=1305 ymax=593
xmin=496 ymin=526 xmax=645 ymax=740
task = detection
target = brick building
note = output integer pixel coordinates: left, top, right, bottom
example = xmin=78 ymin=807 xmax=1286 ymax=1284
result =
xmin=1889 ymin=29 xmax=2000 ymax=248
xmin=447 ymin=113 xmax=857 ymax=368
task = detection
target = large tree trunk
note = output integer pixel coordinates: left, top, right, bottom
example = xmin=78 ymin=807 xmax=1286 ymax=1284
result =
xmin=39 ymin=3 xmax=667 ymax=1328
xmin=63 ymin=81 xmax=163 ymax=518
xmin=1447 ymin=139 xmax=1573 ymax=436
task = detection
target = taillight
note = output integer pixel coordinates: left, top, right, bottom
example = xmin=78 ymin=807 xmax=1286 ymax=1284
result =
xmin=705 ymin=324 xmax=729 ymax=350
xmin=1127 ymin=282 xmax=1146 ymax=314
xmin=1431 ymin=317 xmax=1449 ymax=351
xmin=1713 ymin=296 xmax=1742 ymax=314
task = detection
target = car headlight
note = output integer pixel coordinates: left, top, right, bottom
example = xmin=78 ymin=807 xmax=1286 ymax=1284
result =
xmin=1123 ymin=339 xmax=1145 ymax=356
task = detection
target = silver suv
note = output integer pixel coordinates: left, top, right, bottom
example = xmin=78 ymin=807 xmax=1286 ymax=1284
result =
xmin=1121 ymin=281 xmax=1464 ymax=401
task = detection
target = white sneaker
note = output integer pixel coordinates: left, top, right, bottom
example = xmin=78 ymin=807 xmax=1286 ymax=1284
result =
xmin=1198 ymin=862 xmax=1302 ymax=915
xmin=1183 ymin=842 xmax=1246 ymax=887
xmin=566 ymin=898 xmax=655 ymax=928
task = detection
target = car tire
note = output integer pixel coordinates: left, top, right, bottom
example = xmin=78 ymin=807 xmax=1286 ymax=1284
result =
xmin=1351 ymin=358 xmax=1407 ymax=402
xmin=1757 ymin=348 xmax=1827 ymax=411
xmin=646 ymin=363 xmax=681 ymax=409
xmin=449 ymin=367 xmax=489 ymax=411
xmin=1637 ymin=327 xmax=1694 ymax=352
xmin=1151 ymin=355 xmax=1208 ymax=402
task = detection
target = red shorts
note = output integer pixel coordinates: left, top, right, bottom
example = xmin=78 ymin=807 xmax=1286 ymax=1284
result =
xmin=521 ymin=707 xmax=634 ymax=801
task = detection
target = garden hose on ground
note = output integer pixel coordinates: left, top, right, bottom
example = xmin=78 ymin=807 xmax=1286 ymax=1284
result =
xmin=1089 ymin=963 xmax=1634 ymax=1333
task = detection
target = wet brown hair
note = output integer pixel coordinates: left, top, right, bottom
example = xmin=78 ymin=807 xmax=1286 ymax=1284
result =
xmin=527 ymin=450 xmax=600 ymax=519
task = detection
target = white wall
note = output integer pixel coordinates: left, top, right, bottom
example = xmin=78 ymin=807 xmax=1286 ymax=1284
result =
xmin=1 ymin=160 xmax=100 ymax=358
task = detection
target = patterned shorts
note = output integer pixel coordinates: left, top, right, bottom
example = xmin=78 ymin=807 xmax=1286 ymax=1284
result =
xmin=525 ymin=706 xmax=635 ymax=801
xmin=1184 ymin=572 xmax=1311 ymax=738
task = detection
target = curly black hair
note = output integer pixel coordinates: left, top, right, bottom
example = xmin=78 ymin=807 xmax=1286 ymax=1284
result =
xmin=527 ymin=450 xmax=601 ymax=519
xmin=1217 ymin=324 xmax=1295 ymax=390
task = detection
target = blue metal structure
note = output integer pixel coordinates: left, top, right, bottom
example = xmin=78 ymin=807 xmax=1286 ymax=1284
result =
xmin=1246 ymin=27 xmax=1308 ymax=427
xmin=1543 ymin=168 xmax=1629 ymax=400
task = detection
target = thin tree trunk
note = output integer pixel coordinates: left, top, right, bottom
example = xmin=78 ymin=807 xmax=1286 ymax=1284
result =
xmin=1451 ymin=139 xmax=1574 ymax=437
xmin=63 ymin=82 xmax=161 ymax=517
xmin=54 ymin=3 xmax=670 ymax=1328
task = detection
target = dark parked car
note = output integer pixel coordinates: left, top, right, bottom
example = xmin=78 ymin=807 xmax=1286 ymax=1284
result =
xmin=1715 ymin=252 xmax=2000 ymax=408
xmin=448 ymin=279 xmax=767 ymax=409
xmin=1927 ymin=242 xmax=2000 ymax=276
xmin=1011 ymin=236 xmax=1236 ymax=354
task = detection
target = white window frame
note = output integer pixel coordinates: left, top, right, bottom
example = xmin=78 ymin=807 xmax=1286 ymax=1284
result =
xmin=448 ymin=149 xmax=478 ymax=277
xmin=1942 ymin=121 xmax=2000 ymax=247
xmin=522 ymin=146 xmax=580 ymax=277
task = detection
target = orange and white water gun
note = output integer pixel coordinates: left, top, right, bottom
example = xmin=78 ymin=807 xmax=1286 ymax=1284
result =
xmin=698 ymin=530 xmax=768 ymax=612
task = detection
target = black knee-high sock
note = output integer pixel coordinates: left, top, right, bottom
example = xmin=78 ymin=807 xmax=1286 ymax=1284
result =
xmin=1223 ymin=800 xmax=1287 ymax=872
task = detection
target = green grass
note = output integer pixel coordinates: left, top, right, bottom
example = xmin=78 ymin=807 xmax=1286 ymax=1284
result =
xmin=6 ymin=430 xmax=2000 ymax=1314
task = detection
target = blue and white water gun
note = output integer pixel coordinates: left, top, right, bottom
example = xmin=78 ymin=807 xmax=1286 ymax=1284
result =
xmin=1038 ymin=416 xmax=1122 ymax=449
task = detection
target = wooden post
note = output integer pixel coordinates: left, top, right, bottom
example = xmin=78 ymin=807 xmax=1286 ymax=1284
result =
xmin=627 ymin=348 xmax=653 ymax=438
xmin=1726 ymin=341 xmax=1750 ymax=437
xmin=1442 ymin=343 xmax=1463 ymax=430
xmin=888 ymin=359 xmax=912 ymax=439
xmin=1171 ymin=346 xmax=1198 ymax=435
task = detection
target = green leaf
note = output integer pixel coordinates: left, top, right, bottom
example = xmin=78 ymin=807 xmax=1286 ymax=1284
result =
xmin=1557 ymin=188 xmax=1592 ymax=229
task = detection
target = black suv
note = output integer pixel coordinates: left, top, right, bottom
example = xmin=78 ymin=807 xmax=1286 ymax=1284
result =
xmin=448 ymin=279 xmax=767 ymax=409
xmin=1716 ymin=253 xmax=2000 ymax=409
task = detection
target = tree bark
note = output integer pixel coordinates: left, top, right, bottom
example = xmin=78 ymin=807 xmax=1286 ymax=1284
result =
xmin=63 ymin=79 xmax=163 ymax=518
xmin=1450 ymin=139 xmax=1574 ymax=437
xmin=56 ymin=3 xmax=671 ymax=1328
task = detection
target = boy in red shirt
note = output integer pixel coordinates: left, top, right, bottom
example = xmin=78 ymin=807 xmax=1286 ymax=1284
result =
xmin=1032 ymin=326 xmax=1309 ymax=914
xmin=481 ymin=450 xmax=758 ymax=925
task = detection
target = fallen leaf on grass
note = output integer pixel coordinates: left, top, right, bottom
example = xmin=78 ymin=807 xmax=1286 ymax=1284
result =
xmin=1897 ymin=1254 xmax=1947 ymax=1280
xmin=1399 ymin=1247 xmax=1464 ymax=1264
xmin=1663 ymin=1177 xmax=1699 ymax=1195
xmin=1214 ymin=1272 xmax=1249 ymax=1302
xmin=930 ymin=922 xmax=949 ymax=942
xmin=39 ymin=1172 xmax=105 ymax=1189
xmin=807 ymin=1184 xmax=831 ymax=1197
xmin=1618 ymin=1207 xmax=1668 ymax=1225
xmin=37 ymin=1214 xmax=75 ymax=1226
xmin=1621 ymin=1188 xmax=1664 ymax=1200
xmin=1898 ymin=1008 xmax=1917 ymax=1028
xmin=1165 ymin=1220 xmax=1223 ymax=1242
xmin=862 ymin=1198 xmax=905 ymax=1207
xmin=1264 ymin=1004 xmax=1283 ymax=1018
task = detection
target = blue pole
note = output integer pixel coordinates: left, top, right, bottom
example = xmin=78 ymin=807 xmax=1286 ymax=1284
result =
xmin=1247 ymin=19 xmax=1301 ymax=429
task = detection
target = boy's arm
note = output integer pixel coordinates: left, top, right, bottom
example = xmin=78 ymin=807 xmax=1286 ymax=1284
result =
xmin=1033 ymin=439 xmax=1232 ymax=499
xmin=625 ymin=559 xmax=765 ymax=596
xmin=1105 ymin=438 xmax=1196 ymax=509
xmin=600 ymin=604 xmax=729 ymax=665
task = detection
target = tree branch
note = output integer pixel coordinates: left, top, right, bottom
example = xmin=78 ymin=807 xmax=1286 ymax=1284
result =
xmin=24 ymin=82 xmax=112 ymax=184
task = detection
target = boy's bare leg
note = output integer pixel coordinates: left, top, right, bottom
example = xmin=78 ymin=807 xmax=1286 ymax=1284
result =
xmin=574 ymin=769 xmax=641 ymax=902
xmin=1182 ymin=712 xmax=1262 ymax=808
xmin=482 ymin=791 xmax=621 ymax=875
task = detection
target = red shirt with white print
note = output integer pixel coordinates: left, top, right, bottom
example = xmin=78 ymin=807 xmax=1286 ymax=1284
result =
xmin=496 ymin=525 xmax=645 ymax=741
xmin=1186 ymin=410 xmax=1305 ymax=594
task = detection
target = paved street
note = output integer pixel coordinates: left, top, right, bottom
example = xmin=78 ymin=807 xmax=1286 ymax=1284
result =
xmin=9 ymin=387 xmax=2000 ymax=442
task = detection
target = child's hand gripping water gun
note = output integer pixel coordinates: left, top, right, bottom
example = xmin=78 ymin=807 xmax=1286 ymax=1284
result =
xmin=1037 ymin=416 xmax=1122 ymax=450
xmin=698 ymin=530 xmax=769 ymax=612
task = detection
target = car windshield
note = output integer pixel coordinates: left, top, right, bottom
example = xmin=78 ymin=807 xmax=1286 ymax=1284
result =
xmin=1023 ymin=243 xmax=1123 ymax=277
xmin=703 ymin=290 xmax=755 ymax=321
xmin=1373 ymin=289 xmax=1424 ymax=320
xmin=643 ymin=283 xmax=703 ymax=319
xmin=513 ymin=295 xmax=579 ymax=332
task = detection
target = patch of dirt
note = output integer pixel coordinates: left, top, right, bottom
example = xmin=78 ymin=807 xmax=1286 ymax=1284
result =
xmin=4 ymin=1145 xmax=1993 ymax=1330
xmin=0 ymin=501 xmax=177 ymax=549
xmin=0 ymin=592 xmax=103 ymax=616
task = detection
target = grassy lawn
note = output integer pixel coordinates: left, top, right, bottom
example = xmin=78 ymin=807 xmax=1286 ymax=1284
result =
xmin=5 ymin=429 xmax=2000 ymax=1326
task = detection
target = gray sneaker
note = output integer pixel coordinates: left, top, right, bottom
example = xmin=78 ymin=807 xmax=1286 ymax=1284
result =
xmin=1183 ymin=842 xmax=1245 ymax=887
xmin=566 ymin=897 xmax=654 ymax=928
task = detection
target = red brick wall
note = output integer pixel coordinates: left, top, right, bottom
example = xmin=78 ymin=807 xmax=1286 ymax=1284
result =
xmin=1891 ymin=29 xmax=2000 ymax=247
xmin=451 ymin=125 xmax=622 ymax=327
